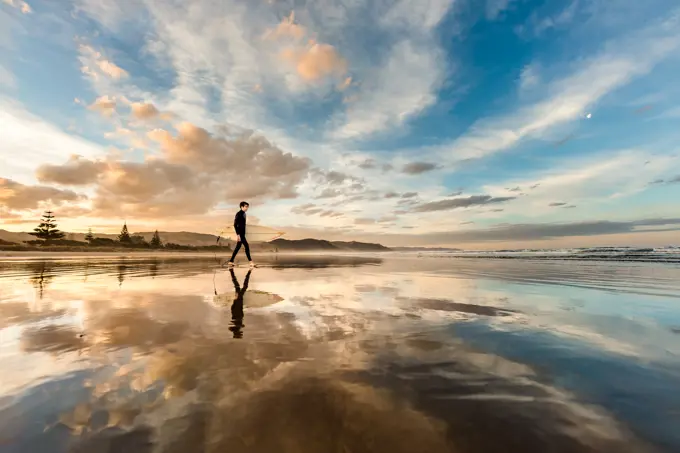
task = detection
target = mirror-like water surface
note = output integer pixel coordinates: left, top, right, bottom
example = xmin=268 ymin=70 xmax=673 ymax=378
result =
xmin=1 ymin=255 xmax=679 ymax=453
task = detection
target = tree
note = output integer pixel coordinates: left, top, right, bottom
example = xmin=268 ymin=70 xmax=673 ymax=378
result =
xmin=118 ymin=222 xmax=131 ymax=243
xmin=29 ymin=211 xmax=65 ymax=243
xmin=85 ymin=228 xmax=94 ymax=243
xmin=150 ymin=230 xmax=163 ymax=249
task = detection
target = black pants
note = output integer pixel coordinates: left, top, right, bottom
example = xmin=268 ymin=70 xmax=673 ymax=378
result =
xmin=230 ymin=235 xmax=251 ymax=262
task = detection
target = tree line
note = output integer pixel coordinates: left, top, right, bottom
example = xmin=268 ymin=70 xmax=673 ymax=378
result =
xmin=29 ymin=210 xmax=169 ymax=249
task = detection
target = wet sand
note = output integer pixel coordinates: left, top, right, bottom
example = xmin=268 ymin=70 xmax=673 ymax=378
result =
xmin=1 ymin=254 xmax=679 ymax=453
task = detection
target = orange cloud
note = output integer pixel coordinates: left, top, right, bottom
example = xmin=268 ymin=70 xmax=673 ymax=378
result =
xmin=37 ymin=122 xmax=312 ymax=218
xmin=88 ymin=95 xmax=117 ymax=116
xmin=0 ymin=178 xmax=85 ymax=210
xmin=338 ymin=76 xmax=352 ymax=91
xmin=282 ymin=42 xmax=347 ymax=82
xmin=36 ymin=155 xmax=108 ymax=185
xmin=264 ymin=11 xmax=305 ymax=40
xmin=130 ymin=102 xmax=160 ymax=120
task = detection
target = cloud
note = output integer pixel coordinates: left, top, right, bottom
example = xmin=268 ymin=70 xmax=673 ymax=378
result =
xmin=0 ymin=178 xmax=84 ymax=210
xmin=281 ymin=42 xmax=348 ymax=82
xmin=519 ymin=64 xmax=539 ymax=90
xmin=36 ymin=155 xmax=107 ymax=185
xmin=264 ymin=11 xmax=305 ymax=41
xmin=324 ymin=171 xmax=351 ymax=185
xmin=331 ymin=39 xmax=447 ymax=140
xmin=338 ymin=76 xmax=352 ymax=91
xmin=437 ymin=13 xmax=680 ymax=164
xmin=291 ymin=203 xmax=343 ymax=218
xmin=0 ymin=62 xmax=14 ymax=88
xmin=532 ymin=1 xmax=580 ymax=36
xmin=36 ymin=122 xmax=312 ymax=218
xmin=130 ymin=102 xmax=160 ymax=120
xmin=88 ymin=95 xmax=117 ymax=116
xmin=315 ymin=188 xmax=345 ymax=199
xmin=401 ymin=162 xmax=438 ymax=175
xmin=486 ymin=0 xmax=517 ymax=20
xmin=414 ymin=218 xmax=680 ymax=243
xmin=2 ymin=0 xmax=31 ymax=14
xmin=549 ymin=202 xmax=567 ymax=207
xmin=78 ymin=44 xmax=129 ymax=80
xmin=412 ymin=195 xmax=516 ymax=212
xmin=354 ymin=218 xmax=376 ymax=225
xmin=1 ymin=97 xmax=105 ymax=183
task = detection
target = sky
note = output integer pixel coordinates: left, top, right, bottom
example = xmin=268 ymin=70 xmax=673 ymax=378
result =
xmin=1 ymin=0 xmax=680 ymax=249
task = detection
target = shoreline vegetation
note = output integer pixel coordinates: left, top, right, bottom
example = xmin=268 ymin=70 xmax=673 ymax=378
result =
xmin=0 ymin=210 xmax=393 ymax=254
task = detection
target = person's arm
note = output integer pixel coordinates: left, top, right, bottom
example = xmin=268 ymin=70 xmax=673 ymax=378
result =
xmin=234 ymin=211 xmax=243 ymax=238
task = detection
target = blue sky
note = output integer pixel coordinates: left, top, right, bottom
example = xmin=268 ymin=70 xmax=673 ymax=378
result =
xmin=1 ymin=0 xmax=680 ymax=248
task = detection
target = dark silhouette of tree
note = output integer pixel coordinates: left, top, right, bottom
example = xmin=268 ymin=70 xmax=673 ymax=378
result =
xmin=29 ymin=211 xmax=65 ymax=243
xmin=118 ymin=222 xmax=131 ymax=243
xmin=150 ymin=230 xmax=163 ymax=249
xmin=130 ymin=235 xmax=148 ymax=247
xmin=85 ymin=228 xmax=94 ymax=243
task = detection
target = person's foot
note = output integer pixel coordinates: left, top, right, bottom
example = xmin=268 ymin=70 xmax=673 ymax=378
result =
xmin=227 ymin=261 xmax=235 ymax=267
xmin=249 ymin=261 xmax=256 ymax=267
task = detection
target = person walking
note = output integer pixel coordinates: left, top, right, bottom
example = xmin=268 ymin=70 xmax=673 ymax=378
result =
xmin=228 ymin=201 xmax=255 ymax=267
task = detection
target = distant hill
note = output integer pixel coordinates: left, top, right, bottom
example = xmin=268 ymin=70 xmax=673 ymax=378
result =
xmin=0 ymin=229 xmax=392 ymax=252
xmin=391 ymin=247 xmax=463 ymax=252
xmin=269 ymin=238 xmax=391 ymax=252
xmin=330 ymin=241 xmax=391 ymax=252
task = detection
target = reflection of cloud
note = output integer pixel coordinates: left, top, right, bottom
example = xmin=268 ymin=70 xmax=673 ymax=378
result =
xmin=0 ymin=302 xmax=66 ymax=328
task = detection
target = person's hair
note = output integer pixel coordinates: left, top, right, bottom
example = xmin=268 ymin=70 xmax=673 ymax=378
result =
xmin=240 ymin=201 xmax=249 ymax=208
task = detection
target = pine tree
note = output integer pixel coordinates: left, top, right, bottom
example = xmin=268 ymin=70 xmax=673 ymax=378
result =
xmin=150 ymin=230 xmax=163 ymax=249
xmin=29 ymin=211 xmax=65 ymax=243
xmin=85 ymin=228 xmax=94 ymax=242
xmin=118 ymin=222 xmax=131 ymax=243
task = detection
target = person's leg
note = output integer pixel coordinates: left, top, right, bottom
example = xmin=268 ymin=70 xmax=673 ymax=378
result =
xmin=242 ymin=236 xmax=252 ymax=262
xmin=229 ymin=240 xmax=242 ymax=263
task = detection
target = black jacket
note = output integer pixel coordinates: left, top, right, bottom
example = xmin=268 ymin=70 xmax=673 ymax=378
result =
xmin=234 ymin=210 xmax=246 ymax=236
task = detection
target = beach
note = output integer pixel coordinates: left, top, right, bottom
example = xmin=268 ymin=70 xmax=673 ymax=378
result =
xmin=1 ymin=253 xmax=679 ymax=453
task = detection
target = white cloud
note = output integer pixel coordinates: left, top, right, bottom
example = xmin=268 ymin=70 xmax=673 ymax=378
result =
xmin=0 ymin=96 xmax=105 ymax=185
xmin=328 ymin=0 xmax=454 ymax=140
xmin=435 ymin=12 xmax=680 ymax=164
xmin=519 ymin=63 xmax=539 ymax=91
xmin=0 ymin=62 xmax=15 ymax=88
xmin=486 ymin=0 xmax=517 ymax=20
xmin=330 ymin=39 xmax=447 ymax=140
xmin=481 ymin=148 xmax=680 ymax=220
xmin=533 ymin=0 xmax=579 ymax=35
xmin=2 ymin=0 xmax=32 ymax=14
xmin=78 ymin=43 xmax=129 ymax=80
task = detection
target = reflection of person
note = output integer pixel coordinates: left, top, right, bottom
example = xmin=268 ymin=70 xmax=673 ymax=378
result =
xmin=228 ymin=201 xmax=255 ymax=268
xmin=229 ymin=268 xmax=251 ymax=339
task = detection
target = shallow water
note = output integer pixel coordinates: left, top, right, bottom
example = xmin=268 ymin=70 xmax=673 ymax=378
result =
xmin=1 ymin=254 xmax=679 ymax=453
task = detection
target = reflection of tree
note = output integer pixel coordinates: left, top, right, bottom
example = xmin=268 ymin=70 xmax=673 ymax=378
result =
xmin=149 ymin=260 xmax=158 ymax=278
xmin=117 ymin=262 xmax=127 ymax=288
xmin=28 ymin=261 xmax=54 ymax=299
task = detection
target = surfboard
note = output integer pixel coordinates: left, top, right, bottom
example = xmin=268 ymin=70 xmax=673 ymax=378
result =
xmin=216 ymin=224 xmax=285 ymax=243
